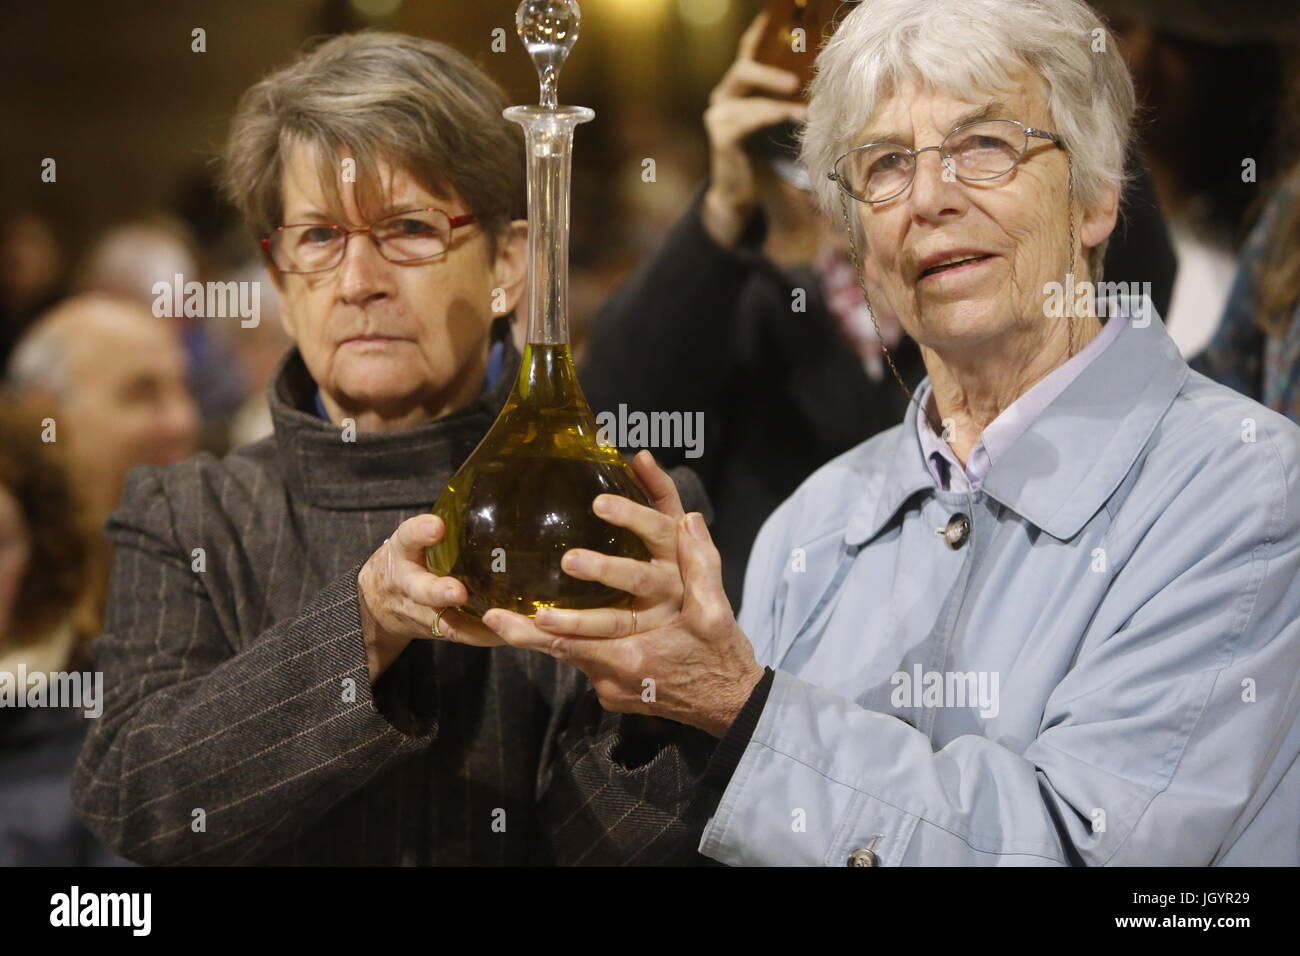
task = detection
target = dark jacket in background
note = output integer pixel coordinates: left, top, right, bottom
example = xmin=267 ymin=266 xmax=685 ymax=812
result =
xmin=581 ymin=159 xmax=1175 ymax=608
xmin=1 ymin=704 xmax=131 ymax=866
xmin=72 ymin=319 xmax=718 ymax=866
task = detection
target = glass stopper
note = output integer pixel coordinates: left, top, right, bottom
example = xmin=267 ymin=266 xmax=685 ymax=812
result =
xmin=516 ymin=0 xmax=581 ymax=109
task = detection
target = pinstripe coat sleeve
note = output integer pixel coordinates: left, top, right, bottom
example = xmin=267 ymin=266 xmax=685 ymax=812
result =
xmin=71 ymin=465 xmax=437 ymax=866
xmin=537 ymin=692 xmax=722 ymax=865
xmin=534 ymin=465 xmax=724 ymax=866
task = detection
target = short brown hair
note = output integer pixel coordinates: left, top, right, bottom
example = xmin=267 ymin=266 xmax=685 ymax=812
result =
xmin=0 ymin=396 xmax=90 ymax=650
xmin=220 ymin=30 xmax=525 ymax=258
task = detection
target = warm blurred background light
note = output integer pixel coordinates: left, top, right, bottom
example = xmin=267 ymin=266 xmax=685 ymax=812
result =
xmin=3 ymin=0 xmax=1297 ymax=378
xmin=0 ymin=0 xmax=758 ymax=268
xmin=676 ymin=0 xmax=732 ymax=28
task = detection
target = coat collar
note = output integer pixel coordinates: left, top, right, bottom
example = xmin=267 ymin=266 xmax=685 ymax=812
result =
xmin=845 ymin=299 xmax=1189 ymax=545
xmin=268 ymin=320 xmax=519 ymax=511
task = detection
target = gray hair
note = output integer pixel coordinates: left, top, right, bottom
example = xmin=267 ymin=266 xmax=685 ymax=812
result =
xmin=220 ymin=30 xmax=525 ymax=259
xmin=802 ymin=0 xmax=1136 ymax=279
xmin=4 ymin=294 xmax=163 ymax=404
xmin=5 ymin=321 xmax=71 ymax=401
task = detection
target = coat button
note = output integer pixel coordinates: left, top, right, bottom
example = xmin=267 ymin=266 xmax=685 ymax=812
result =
xmin=847 ymin=835 xmax=883 ymax=866
xmin=939 ymin=513 xmax=970 ymax=549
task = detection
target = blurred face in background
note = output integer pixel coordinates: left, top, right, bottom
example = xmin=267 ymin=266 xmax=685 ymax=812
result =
xmin=0 ymin=215 xmax=62 ymax=313
xmin=271 ymin=141 xmax=526 ymax=431
xmin=38 ymin=298 xmax=200 ymax=524
xmin=77 ymin=220 xmax=197 ymax=305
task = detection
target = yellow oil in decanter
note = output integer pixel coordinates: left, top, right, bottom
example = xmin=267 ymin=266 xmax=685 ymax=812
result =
xmin=426 ymin=342 xmax=651 ymax=619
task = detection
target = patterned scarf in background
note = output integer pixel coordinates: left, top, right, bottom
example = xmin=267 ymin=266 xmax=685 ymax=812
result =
xmin=814 ymin=244 xmax=905 ymax=383
xmin=1192 ymin=184 xmax=1300 ymax=426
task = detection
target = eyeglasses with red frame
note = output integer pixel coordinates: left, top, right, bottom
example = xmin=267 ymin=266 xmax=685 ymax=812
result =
xmin=261 ymin=207 xmax=478 ymax=274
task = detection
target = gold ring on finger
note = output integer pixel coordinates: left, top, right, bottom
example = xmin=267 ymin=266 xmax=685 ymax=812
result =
xmin=432 ymin=607 xmax=446 ymax=639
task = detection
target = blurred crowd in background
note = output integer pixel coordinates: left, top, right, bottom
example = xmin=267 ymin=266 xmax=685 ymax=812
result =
xmin=2 ymin=0 xmax=1299 ymax=864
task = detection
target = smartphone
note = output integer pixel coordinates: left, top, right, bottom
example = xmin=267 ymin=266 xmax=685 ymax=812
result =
xmin=751 ymin=0 xmax=843 ymax=98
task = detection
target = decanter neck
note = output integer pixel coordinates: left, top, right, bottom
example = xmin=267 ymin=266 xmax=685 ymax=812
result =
xmin=504 ymin=104 xmax=594 ymax=346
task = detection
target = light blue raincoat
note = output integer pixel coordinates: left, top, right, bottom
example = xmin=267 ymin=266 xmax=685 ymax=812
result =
xmin=701 ymin=300 xmax=1300 ymax=866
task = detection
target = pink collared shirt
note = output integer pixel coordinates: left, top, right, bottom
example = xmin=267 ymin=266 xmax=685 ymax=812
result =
xmin=917 ymin=314 xmax=1126 ymax=492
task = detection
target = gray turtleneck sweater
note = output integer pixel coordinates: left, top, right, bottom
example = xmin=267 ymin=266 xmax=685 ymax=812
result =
xmin=71 ymin=325 xmax=716 ymax=865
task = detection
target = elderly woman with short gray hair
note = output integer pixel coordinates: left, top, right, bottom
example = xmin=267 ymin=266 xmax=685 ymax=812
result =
xmin=488 ymin=0 xmax=1300 ymax=865
xmin=71 ymin=31 xmax=715 ymax=866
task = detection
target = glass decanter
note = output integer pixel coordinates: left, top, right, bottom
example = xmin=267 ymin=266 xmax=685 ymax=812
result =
xmin=426 ymin=0 xmax=650 ymax=619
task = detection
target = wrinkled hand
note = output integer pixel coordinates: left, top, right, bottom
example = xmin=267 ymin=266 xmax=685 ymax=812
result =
xmin=702 ymin=10 xmax=809 ymax=248
xmin=356 ymin=514 xmax=503 ymax=682
xmin=483 ymin=451 xmax=765 ymax=738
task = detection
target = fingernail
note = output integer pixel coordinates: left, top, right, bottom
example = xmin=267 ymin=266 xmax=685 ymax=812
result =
xmin=536 ymin=607 xmax=556 ymax=624
xmin=561 ymin=551 xmax=583 ymax=571
xmin=687 ymin=512 xmax=707 ymax=539
xmin=593 ymin=496 xmax=611 ymax=515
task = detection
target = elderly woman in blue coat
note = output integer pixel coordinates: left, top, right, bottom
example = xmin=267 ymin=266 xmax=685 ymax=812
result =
xmin=481 ymin=0 xmax=1300 ymax=865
